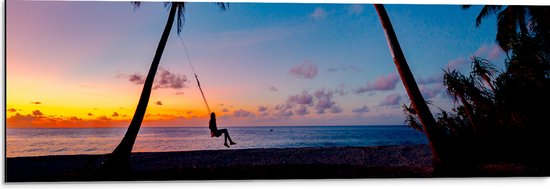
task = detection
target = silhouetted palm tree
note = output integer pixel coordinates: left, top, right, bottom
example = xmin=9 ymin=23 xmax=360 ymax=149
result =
xmin=463 ymin=5 xmax=550 ymax=52
xmin=109 ymin=2 xmax=227 ymax=164
xmin=443 ymin=69 xmax=479 ymax=134
xmin=373 ymin=4 xmax=441 ymax=164
xmin=471 ymin=57 xmax=497 ymax=92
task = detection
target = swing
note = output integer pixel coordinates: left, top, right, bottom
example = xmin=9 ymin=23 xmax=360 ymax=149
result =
xmin=178 ymin=36 xmax=211 ymax=114
xmin=179 ymin=36 xmax=236 ymax=147
xmin=179 ymin=36 xmax=237 ymax=148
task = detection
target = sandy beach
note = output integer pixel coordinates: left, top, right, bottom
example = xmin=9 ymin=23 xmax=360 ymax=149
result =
xmin=6 ymin=145 xmax=433 ymax=182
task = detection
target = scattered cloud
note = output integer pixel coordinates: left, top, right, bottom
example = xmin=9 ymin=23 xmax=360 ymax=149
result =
xmin=288 ymin=91 xmax=314 ymax=106
xmin=354 ymin=73 xmax=400 ymax=93
xmin=222 ymin=108 xmax=229 ymax=113
xmin=156 ymin=101 xmax=163 ymax=105
xmin=154 ymin=69 xmax=188 ymax=90
xmin=352 ymin=105 xmax=370 ymax=113
xmin=31 ymin=101 xmax=42 ymax=105
xmin=473 ymin=44 xmax=490 ymax=57
xmin=379 ymin=94 xmax=402 ymax=106
xmin=488 ymin=45 xmax=504 ymax=60
xmin=295 ymin=105 xmax=310 ymax=116
xmin=418 ymin=73 xmax=443 ymax=85
xmin=88 ymin=113 xmax=94 ymax=116
xmin=269 ymin=86 xmax=278 ymax=92
xmin=32 ymin=110 xmax=43 ymax=116
xmin=327 ymin=65 xmax=361 ymax=73
xmin=346 ymin=4 xmax=363 ymax=15
xmin=231 ymin=109 xmax=255 ymax=118
xmin=273 ymin=103 xmax=294 ymax=118
xmin=313 ymin=89 xmax=341 ymax=114
xmin=112 ymin=112 xmax=119 ymax=117
xmin=7 ymin=108 xmax=18 ymax=113
xmin=446 ymin=57 xmax=467 ymax=70
xmin=289 ymin=61 xmax=318 ymax=79
xmin=258 ymin=106 xmax=268 ymax=112
xmin=420 ymin=85 xmax=444 ymax=99
xmin=175 ymin=91 xmax=185 ymax=95
xmin=117 ymin=68 xmax=188 ymax=90
xmin=334 ymin=84 xmax=349 ymax=96
xmin=128 ymin=73 xmax=145 ymax=85
xmin=310 ymin=7 xmax=328 ymax=20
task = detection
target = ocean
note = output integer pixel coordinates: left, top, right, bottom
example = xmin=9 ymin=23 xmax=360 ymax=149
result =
xmin=6 ymin=125 xmax=428 ymax=157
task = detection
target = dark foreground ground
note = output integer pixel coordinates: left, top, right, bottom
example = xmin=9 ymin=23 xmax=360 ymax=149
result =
xmin=5 ymin=144 xmax=549 ymax=182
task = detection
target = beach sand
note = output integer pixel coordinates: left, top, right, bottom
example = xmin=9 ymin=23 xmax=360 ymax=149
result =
xmin=6 ymin=144 xmax=432 ymax=182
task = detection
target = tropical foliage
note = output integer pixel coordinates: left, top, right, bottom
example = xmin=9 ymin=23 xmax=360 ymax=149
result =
xmin=404 ymin=15 xmax=550 ymax=173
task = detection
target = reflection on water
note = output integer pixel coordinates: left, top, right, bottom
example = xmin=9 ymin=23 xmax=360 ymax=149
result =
xmin=6 ymin=126 xmax=428 ymax=157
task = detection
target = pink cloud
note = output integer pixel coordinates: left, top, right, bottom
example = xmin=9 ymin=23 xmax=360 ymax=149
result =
xmin=352 ymin=105 xmax=370 ymax=113
xmin=488 ymin=45 xmax=505 ymax=60
xmin=289 ymin=61 xmax=318 ymax=79
xmin=354 ymin=73 xmax=400 ymax=93
xmin=379 ymin=94 xmax=402 ymax=106
xmin=233 ymin=109 xmax=255 ymax=118
xmin=446 ymin=57 xmax=467 ymax=70
xmin=310 ymin=7 xmax=328 ymax=20
xmin=287 ymin=91 xmax=314 ymax=105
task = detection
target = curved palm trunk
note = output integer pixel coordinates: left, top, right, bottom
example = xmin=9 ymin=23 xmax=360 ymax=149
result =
xmin=373 ymin=4 xmax=441 ymax=164
xmin=111 ymin=5 xmax=178 ymax=159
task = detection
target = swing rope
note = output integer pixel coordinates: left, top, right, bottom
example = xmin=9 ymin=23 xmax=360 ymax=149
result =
xmin=178 ymin=36 xmax=212 ymax=114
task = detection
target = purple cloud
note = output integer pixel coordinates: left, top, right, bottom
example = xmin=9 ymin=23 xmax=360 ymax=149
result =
xmin=273 ymin=104 xmax=293 ymax=118
xmin=420 ymin=85 xmax=444 ymax=99
xmin=354 ymin=73 xmax=400 ymax=93
xmin=222 ymin=108 xmax=229 ymax=113
xmin=295 ymin=105 xmax=310 ymax=116
xmin=379 ymin=94 xmax=402 ymax=106
xmin=417 ymin=74 xmax=443 ymax=85
xmin=154 ymin=69 xmax=188 ymax=90
xmin=313 ymin=89 xmax=338 ymax=114
xmin=352 ymin=105 xmax=370 ymax=113
xmin=269 ymin=86 xmax=278 ymax=92
xmin=128 ymin=73 xmax=145 ymax=85
xmin=289 ymin=61 xmax=318 ymax=79
xmin=287 ymin=91 xmax=314 ymax=105
xmin=258 ymin=106 xmax=268 ymax=112
xmin=233 ymin=109 xmax=254 ymax=118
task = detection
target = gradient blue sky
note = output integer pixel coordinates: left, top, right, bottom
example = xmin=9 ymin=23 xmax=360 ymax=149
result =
xmin=6 ymin=0 xmax=510 ymax=127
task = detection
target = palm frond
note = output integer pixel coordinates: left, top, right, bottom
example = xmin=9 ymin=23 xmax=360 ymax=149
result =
xmin=475 ymin=5 xmax=503 ymax=27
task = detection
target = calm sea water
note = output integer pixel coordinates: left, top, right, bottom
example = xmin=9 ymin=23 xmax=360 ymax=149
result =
xmin=6 ymin=125 xmax=428 ymax=157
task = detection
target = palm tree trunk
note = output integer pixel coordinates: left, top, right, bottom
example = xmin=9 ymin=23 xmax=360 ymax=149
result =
xmin=373 ymin=4 xmax=442 ymax=164
xmin=111 ymin=4 xmax=178 ymax=159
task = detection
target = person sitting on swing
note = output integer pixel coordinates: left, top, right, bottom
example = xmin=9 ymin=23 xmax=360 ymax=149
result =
xmin=209 ymin=112 xmax=236 ymax=148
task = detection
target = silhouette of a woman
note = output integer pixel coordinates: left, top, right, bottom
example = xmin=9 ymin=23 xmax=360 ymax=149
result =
xmin=209 ymin=112 xmax=236 ymax=147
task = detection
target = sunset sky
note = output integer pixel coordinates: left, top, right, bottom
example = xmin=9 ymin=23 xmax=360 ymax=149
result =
xmin=6 ymin=0 xmax=508 ymax=128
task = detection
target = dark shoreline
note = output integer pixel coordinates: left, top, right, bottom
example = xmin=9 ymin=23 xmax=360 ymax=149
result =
xmin=6 ymin=145 xmax=432 ymax=182
xmin=6 ymin=144 xmax=550 ymax=182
